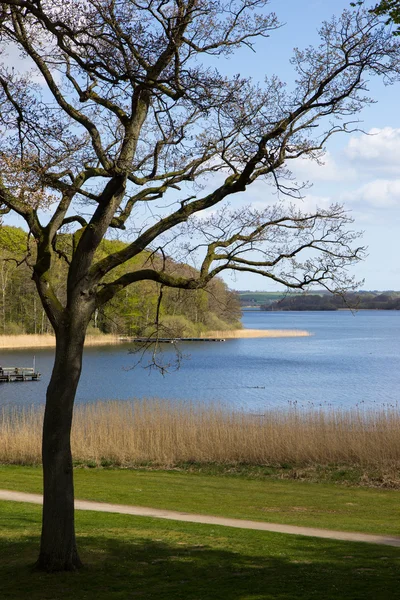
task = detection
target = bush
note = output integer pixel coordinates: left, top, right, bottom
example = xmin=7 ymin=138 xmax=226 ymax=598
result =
xmin=204 ymin=312 xmax=241 ymax=331
xmin=86 ymin=325 xmax=103 ymax=336
xmin=144 ymin=315 xmax=197 ymax=338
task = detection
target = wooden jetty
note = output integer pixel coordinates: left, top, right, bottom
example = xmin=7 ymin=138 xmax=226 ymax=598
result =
xmin=0 ymin=367 xmax=41 ymax=382
xmin=119 ymin=336 xmax=226 ymax=343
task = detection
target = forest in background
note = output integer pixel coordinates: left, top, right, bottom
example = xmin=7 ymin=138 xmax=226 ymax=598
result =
xmin=261 ymin=292 xmax=400 ymax=311
xmin=0 ymin=226 xmax=241 ymax=336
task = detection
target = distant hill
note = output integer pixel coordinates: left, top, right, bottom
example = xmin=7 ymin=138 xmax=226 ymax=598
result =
xmin=238 ymin=291 xmax=288 ymax=306
xmin=260 ymin=291 xmax=400 ymax=311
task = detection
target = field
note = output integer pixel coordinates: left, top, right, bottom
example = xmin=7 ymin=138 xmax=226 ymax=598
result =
xmin=1 ymin=465 xmax=400 ymax=536
xmin=2 ymin=501 xmax=400 ymax=600
xmin=239 ymin=292 xmax=287 ymax=305
xmin=2 ymin=400 xmax=400 ymax=486
xmin=1 ymin=467 xmax=400 ymax=599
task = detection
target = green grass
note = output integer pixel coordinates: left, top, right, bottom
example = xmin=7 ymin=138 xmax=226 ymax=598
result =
xmin=239 ymin=291 xmax=285 ymax=304
xmin=1 ymin=465 xmax=400 ymax=536
xmin=1 ymin=500 xmax=400 ymax=600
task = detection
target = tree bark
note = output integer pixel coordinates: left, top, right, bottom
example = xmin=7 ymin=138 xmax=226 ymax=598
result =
xmin=35 ymin=317 xmax=87 ymax=571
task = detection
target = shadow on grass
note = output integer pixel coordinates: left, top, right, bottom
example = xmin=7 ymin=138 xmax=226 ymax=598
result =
xmin=1 ymin=530 xmax=399 ymax=600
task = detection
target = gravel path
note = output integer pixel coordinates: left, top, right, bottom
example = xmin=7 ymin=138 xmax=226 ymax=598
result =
xmin=1 ymin=488 xmax=399 ymax=547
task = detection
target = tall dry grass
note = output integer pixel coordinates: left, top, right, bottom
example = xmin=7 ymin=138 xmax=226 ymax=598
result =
xmin=1 ymin=400 xmax=400 ymax=472
xmin=0 ymin=330 xmax=309 ymax=349
xmin=0 ymin=334 xmax=120 ymax=349
xmin=200 ymin=329 xmax=311 ymax=338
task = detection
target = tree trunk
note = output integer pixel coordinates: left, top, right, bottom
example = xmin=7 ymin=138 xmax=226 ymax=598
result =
xmin=35 ymin=319 xmax=86 ymax=571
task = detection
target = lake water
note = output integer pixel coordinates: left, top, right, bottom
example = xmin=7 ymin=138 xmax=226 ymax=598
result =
xmin=0 ymin=310 xmax=399 ymax=412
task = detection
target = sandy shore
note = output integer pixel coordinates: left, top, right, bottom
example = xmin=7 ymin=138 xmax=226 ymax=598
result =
xmin=0 ymin=329 xmax=310 ymax=350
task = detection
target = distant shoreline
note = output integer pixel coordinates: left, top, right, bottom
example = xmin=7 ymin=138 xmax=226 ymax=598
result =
xmin=200 ymin=329 xmax=310 ymax=339
xmin=0 ymin=328 xmax=311 ymax=350
xmin=0 ymin=334 xmax=121 ymax=350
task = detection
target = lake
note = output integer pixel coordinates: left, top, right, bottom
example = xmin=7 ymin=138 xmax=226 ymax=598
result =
xmin=0 ymin=310 xmax=399 ymax=412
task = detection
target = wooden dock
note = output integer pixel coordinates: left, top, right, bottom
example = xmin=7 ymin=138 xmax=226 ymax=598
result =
xmin=0 ymin=367 xmax=41 ymax=382
xmin=119 ymin=337 xmax=226 ymax=343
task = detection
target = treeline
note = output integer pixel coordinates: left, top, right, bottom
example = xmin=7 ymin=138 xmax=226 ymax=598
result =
xmin=262 ymin=292 xmax=400 ymax=311
xmin=0 ymin=226 xmax=241 ymax=335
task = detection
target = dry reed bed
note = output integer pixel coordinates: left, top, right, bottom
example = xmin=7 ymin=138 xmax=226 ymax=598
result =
xmin=200 ymin=329 xmax=311 ymax=338
xmin=0 ymin=334 xmax=120 ymax=349
xmin=1 ymin=400 xmax=400 ymax=470
xmin=0 ymin=330 xmax=309 ymax=349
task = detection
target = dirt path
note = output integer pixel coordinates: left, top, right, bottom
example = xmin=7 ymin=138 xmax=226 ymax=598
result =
xmin=1 ymin=489 xmax=399 ymax=547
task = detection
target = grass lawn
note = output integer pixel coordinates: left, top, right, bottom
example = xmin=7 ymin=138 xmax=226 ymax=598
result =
xmin=1 ymin=500 xmax=400 ymax=600
xmin=1 ymin=465 xmax=400 ymax=536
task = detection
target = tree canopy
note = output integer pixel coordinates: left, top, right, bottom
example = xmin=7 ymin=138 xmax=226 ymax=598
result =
xmin=2 ymin=1 xmax=397 ymax=310
xmin=372 ymin=1 xmax=400 ymax=33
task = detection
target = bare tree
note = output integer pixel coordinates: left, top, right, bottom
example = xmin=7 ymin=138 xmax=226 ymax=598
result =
xmin=0 ymin=0 xmax=398 ymax=571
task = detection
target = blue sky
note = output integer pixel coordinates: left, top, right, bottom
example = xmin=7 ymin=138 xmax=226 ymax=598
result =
xmin=4 ymin=0 xmax=400 ymax=292
xmin=216 ymin=0 xmax=400 ymax=291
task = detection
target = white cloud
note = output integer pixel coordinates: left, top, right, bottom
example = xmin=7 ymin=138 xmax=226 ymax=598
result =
xmin=342 ymin=179 xmax=400 ymax=208
xmin=247 ymin=193 xmax=334 ymax=216
xmin=294 ymin=193 xmax=333 ymax=213
xmin=290 ymin=151 xmax=357 ymax=184
xmin=346 ymin=127 xmax=400 ymax=173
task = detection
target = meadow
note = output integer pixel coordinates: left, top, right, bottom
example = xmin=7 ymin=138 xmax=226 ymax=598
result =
xmin=2 ymin=499 xmax=400 ymax=600
xmin=2 ymin=465 xmax=400 ymax=535
xmin=2 ymin=465 xmax=400 ymax=599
